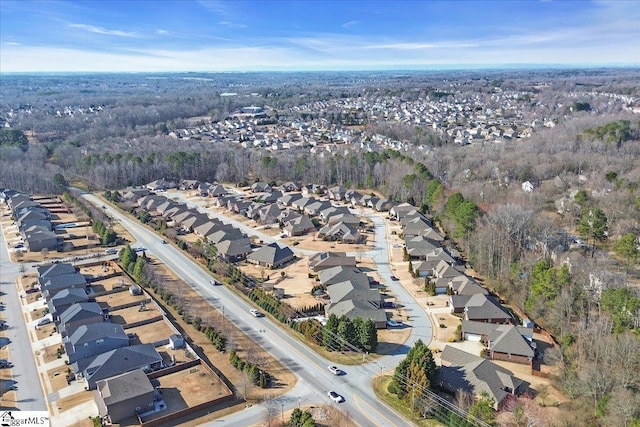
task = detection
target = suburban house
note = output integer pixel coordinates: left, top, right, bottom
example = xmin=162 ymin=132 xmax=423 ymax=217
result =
xmin=304 ymin=200 xmax=332 ymax=216
xmin=80 ymin=344 xmax=163 ymax=390
xmin=207 ymin=184 xmax=228 ymax=197
xmin=318 ymin=266 xmax=369 ymax=288
xmin=254 ymin=190 xmax=283 ymax=204
xmin=41 ymin=273 xmax=88 ymax=299
xmin=291 ymin=196 xmax=317 ymax=212
xmin=326 ymin=279 xmax=382 ymax=309
xmin=450 ymin=294 xmax=513 ymax=324
xmin=58 ymin=302 xmax=105 ymax=336
xmin=278 ymin=181 xmax=300 ymax=192
xmin=145 ymin=178 xmax=175 ymax=192
xmin=309 ymin=252 xmax=357 ymax=271
xmin=282 ymin=214 xmax=316 ymax=236
xmin=215 ymin=238 xmax=252 ymax=262
xmin=325 ymin=299 xmax=388 ymax=328
xmin=94 ymin=369 xmax=157 ymax=424
xmin=277 ymin=192 xmax=303 ymax=208
xmin=246 ymin=242 xmax=295 ymax=268
xmin=38 ymin=263 xmax=78 ymax=280
xmin=178 ymin=179 xmax=200 ymax=190
xmin=22 ymin=225 xmax=58 ymax=252
xmin=251 ymin=182 xmax=272 ymax=193
xmin=327 ymin=185 xmax=347 ymax=201
xmin=206 ymin=228 xmax=244 ymax=245
xmin=438 ymin=345 xmax=529 ymax=410
xmin=64 ymin=322 xmax=129 ymax=364
xmin=318 ymin=222 xmax=362 ymax=243
xmin=449 ymin=276 xmax=488 ymax=296
xmin=257 ymin=204 xmax=282 ymax=225
xmin=461 ymin=321 xmax=535 ymax=365
xmin=48 ymin=288 xmax=89 ymax=321
xmin=193 ymin=220 xmax=230 ymax=239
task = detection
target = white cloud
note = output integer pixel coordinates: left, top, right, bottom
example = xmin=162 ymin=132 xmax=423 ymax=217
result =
xmin=342 ymin=20 xmax=360 ymax=30
xmin=5 ymin=41 xmax=21 ymax=46
xmin=218 ymin=21 xmax=247 ymax=29
xmin=155 ymin=29 xmax=168 ymax=35
xmin=68 ymin=23 xmax=140 ymax=38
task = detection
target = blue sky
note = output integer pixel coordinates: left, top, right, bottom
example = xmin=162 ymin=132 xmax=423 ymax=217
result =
xmin=1 ymin=0 xmax=639 ymax=72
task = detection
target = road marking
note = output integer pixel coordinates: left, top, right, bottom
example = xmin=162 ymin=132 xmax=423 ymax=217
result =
xmin=352 ymin=392 xmax=397 ymax=427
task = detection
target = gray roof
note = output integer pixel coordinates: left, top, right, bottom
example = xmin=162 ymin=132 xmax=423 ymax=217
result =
xmin=326 ymin=280 xmax=381 ymax=305
xmin=48 ymin=288 xmax=88 ymax=310
xmin=84 ymin=344 xmax=162 ymax=386
xmin=41 ymin=272 xmax=87 ymax=292
xmin=207 ymin=228 xmax=244 ymax=244
xmin=59 ymin=302 xmax=103 ymax=326
xmin=216 ymin=237 xmax=252 ymax=257
xmin=326 ymin=299 xmax=387 ymax=324
xmin=38 ymin=262 xmax=77 ymax=279
xmin=439 ymin=346 xmax=528 ymax=409
xmin=97 ymin=369 xmax=154 ymax=407
xmin=247 ymin=242 xmax=294 ymax=266
xmin=463 ymin=294 xmax=512 ymax=322
xmin=67 ymin=322 xmax=128 ymax=347
xmin=309 ymin=252 xmax=357 ymax=271
xmin=318 ymin=266 xmax=366 ymax=287
xmin=488 ymin=325 xmax=535 ymax=358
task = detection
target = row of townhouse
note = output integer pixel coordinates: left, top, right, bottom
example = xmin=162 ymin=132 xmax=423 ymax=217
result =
xmin=1 ymin=189 xmax=60 ymax=252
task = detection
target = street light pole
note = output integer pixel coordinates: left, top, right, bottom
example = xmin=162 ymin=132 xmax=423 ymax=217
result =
xmin=281 ymin=402 xmax=284 ymax=422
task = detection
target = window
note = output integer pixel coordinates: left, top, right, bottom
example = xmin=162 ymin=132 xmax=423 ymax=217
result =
xmin=96 ymin=339 xmax=104 ymax=345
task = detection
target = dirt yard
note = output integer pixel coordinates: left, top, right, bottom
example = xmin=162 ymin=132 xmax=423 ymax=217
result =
xmin=142 ymin=255 xmax=298 ymax=406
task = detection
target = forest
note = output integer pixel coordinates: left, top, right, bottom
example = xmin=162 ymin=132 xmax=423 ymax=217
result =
xmin=1 ymin=69 xmax=639 ymax=426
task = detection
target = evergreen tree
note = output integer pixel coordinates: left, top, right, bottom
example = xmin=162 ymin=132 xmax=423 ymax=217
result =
xmin=322 ymin=314 xmax=339 ymax=350
xmin=337 ymin=316 xmax=357 ymax=350
xmin=359 ymin=319 xmax=378 ymax=352
xmin=577 ymin=207 xmax=608 ymax=257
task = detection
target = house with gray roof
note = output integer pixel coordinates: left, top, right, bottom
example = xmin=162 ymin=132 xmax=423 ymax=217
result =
xmin=309 ymin=252 xmax=357 ymax=271
xmin=291 ymin=196 xmax=317 ymax=212
xmin=207 ymin=184 xmax=228 ymax=197
xmin=327 ymin=185 xmax=347 ymax=201
xmin=450 ymin=294 xmax=512 ymax=324
xmin=304 ymin=200 xmax=332 ymax=216
xmin=318 ymin=222 xmax=363 ymax=243
xmin=81 ymin=344 xmax=163 ymax=389
xmin=438 ymin=345 xmax=528 ymax=410
xmin=206 ymin=228 xmax=244 ymax=245
xmin=326 ymin=280 xmax=381 ymax=308
xmin=277 ymin=193 xmax=303 ymax=208
xmin=48 ymin=288 xmax=89 ymax=321
xmin=64 ymin=322 xmax=129 ymax=364
xmin=449 ymin=276 xmax=488 ymax=296
xmin=255 ymin=190 xmax=283 ymax=204
xmin=23 ymin=225 xmax=58 ymax=252
xmin=94 ymin=369 xmax=156 ymax=424
xmin=38 ymin=262 xmax=77 ymax=280
xmin=193 ymin=219 xmax=227 ymax=238
xmin=247 ymin=242 xmax=295 ymax=268
xmin=282 ymin=214 xmax=315 ymax=237
xmin=251 ymin=182 xmax=272 ymax=193
xmin=216 ymin=237 xmax=252 ymax=262
xmin=58 ymin=302 xmax=105 ymax=336
xmin=278 ymin=182 xmax=300 ymax=192
xmin=325 ymin=299 xmax=388 ymax=328
xmin=318 ymin=266 xmax=369 ymax=288
xmin=41 ymin=273 xmax=88 ymax=298
xmin=258 ymin=203 xmax=282 ymax=225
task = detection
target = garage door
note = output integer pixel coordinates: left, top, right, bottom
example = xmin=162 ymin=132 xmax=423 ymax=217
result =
xmin=464 ymin=333 xmax=482 ymax=342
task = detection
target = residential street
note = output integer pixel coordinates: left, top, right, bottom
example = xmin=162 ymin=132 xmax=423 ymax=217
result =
xmin=0 ymin=220 xmax=47 ymax=410
xmin=82 ymin=192 xmax=424 ymax=426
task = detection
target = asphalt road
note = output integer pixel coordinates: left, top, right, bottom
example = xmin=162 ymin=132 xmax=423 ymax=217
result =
xmin=0 ymin=219 xmax=48 ymax=410
xmin=83 ymin=192 xmax=434 ymax=426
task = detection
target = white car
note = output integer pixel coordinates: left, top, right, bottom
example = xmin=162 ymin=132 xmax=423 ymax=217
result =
xmin=328 ymin=390 xmax=344 ymax=403
xmin=249 ymin=309 xmax=264 ymax=318
xmin=328 ymin=365 xmax=342 ymax=375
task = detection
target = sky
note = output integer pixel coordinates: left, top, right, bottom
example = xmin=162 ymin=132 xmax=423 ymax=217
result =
xmin=1 ymin=0 xmax=639 ymax=72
